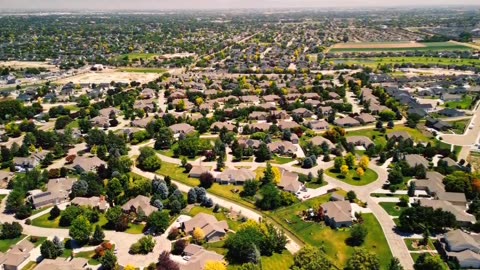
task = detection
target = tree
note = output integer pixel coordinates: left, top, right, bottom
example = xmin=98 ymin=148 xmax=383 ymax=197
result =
xmin=130 ymin=236 xmax=156 ymax=254
xmin=415 ymin=164 xmax=427 ymax=179
xmin=358 ymin=156 xmax=370 ymax=170
xmin=341 ymin=165 xmax=349 ymax=176
xmin=399 ymin=195 xmax=409 ymax=207
xmin=242 ymin=180 xmax=259 ymax=197
xmin=137 ymin=147 xmax=162 ymax=172
xmin=199 ymin=172 xmax=215 ymax=189
xmin=71 ymin=180 xmax=89 ymax=197
xmin=399 ymin=206 xmax=457 ymax=233
xmin=193 ymin=227 xmax=205 ymax=244
xmin=334 ymin=157 xmax=345 ymax=171
xmin=147 ymin=211 xmax=170 ymax=234
xmin=49 ymin=205 xmax=61 ymax=219
xmin=254 ymin=143 xmax=271 ymax=162
xmin=106 ymin=178 xmax=123 ymax=204
xmin=291 ymin=245 xmax=334 ymax=270
xmin=100 ymin=250 xmax=117 ymax=270
xmin=204 ymin=261 xmax=227 ymax=270
xmin=345 ymin=153 xmax=356 ymax=169
xmin=261 ymin=163 xmax=275 ymax=185
xmin=69 ymin=216 xmax=92 ymax=244
xmin=92 ymin=225 xmax=105 ymax=245
xmin=346 ymin=191 xmax=357 ymax=202
xmin=348 ymin=224 xmax=368 ymax=246
xmin=388 ymin=165 xmax=404 ymax=185
xmin=156 ymin=251 xmax=180 ymax=270
xmin=408 ymin=182 xmax=416 ymax=197
xmin=0 ymin=222 xmax=23 ymax=239
xmin=388 ymin=257 xmax=404 ymax=270
xmin=172 ymin=239 xmax=188 ymax=255
xmin=414 ymin=254 xmax=448 ymax=270
xmin=40 ymin=240 xmax=61 ymax=259
xmin=154 ymin=127 xmax=174 ymax=150
xmin=256 ymin=183 xmax=282 ymax=210
xmin=345 ymin=248 xmax=380 ymax=270
xmin=316 ymin=169 xmax=324 ymax=184
xmin=356 ymin=167 xmax=365 ymax=178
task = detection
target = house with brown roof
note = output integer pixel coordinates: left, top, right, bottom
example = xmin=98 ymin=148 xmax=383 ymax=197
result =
xmin=249 ymin=122 xmax=271 ymax=132
xmin=169 ymin=123 xmax=196 ymax=135
xmin=386 ymin=131 xmax=412 ymax=141
xmin=346 ymin=136 xmax=374 ymax=147
xmin=131 ymin=116 xmax=154 ymax=128
xmin=189 ymin=166 xmax=210 ymax=178
xmin=71 ymin=196 xmax=109 ymax=212
xmin=322 ymin=201 xmax=353 ymax=228
xmin=268 ymin=141 xmax=297 ymax=156
xmin=354 ymin=113 xmax=376 ymax=125
xmin=307 ymin=119 xmax=329 ymax=131
xmin=277 ymin=120 xmax=300 ymax=130
xmin=35 ymin=258 xmax=88 ymax=270
xmin=310 ymin=136 xmax=335 ymax=149
xmin=404 ymin=154 xmax=429 ymax=168
xmin=238 ymin=138 xmax=262 ymax=149
xmin=0 ymin=240 xmax=34 ymax=270
xmin=180 ymin=245 xmax=225 ymax=270
xmin=99 ymin=107 xmax=122 ymax=118
xmin=248 ymin=111 xmax=268 ymax=121
xmin=278 ymin=170 xmax=303 ymax=193
xmin=68 ymin=156 xmax=106 ymax=173
xmin=292 ymin=108 xmax=313 ymax=118
xmin=181 ymin=213 xmax=229 ymax=242
xmin=90 ymin=116 xmax=110 ymax=128
xmin=30 ymin=177 xmax=76 ymax=209
xmin=334 ymin=117 xmax=360 ymax=127
xmin=122 ymin=195 xmax=158 ymax=216
xmin=210 ymin=122 xmax=235 ymax=132
xmin=216 ymin=168 xmax=255 ymax=185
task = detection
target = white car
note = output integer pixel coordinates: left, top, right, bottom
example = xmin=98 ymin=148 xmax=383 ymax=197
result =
xmin=183 ymin=256 xmax=191 ymax=261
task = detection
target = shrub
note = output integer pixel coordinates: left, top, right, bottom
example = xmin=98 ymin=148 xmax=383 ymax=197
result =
xmin=167 ymin=228 xmax=180 ymax=240
xmin=172 ymin=239 xmax=188 ymax=255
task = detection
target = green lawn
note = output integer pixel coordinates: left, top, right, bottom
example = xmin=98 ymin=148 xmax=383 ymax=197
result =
xmin=371 ymin=193 xmax=404 ymax=198
xmin=228 ymin=250 xmax=294 ymax=270
xmin=32 ymin=212 xmax=108 ymax=229
xmin=330 ymin=42 xmax=471 ymax=53
xmin=119 ymin=68 xmax=166 ymax=73
xmin=404 ymin=238 xmax=435 ymax=251
xmin=125 ymin=223 xmax=145 ymax=234
xmin=270 ymin=196 xmax=392 ymax=269
xmin=451 ymin=120 xmax=469 ymax=134
xmin=0 ymin=194 xmax=5 ymax=202
xmin=305 ymin=181 xmax=328 ymax=189
xmin=272 ymin=155 xmax=294 ymax=164
xmin=332 ymin=56 xmax=480 ymax=68
xmin=0 ymin=235 xmax=27 ymax=252
xmin=75 ymin=250 xmax=101 ymax=265
xmin=188 ymin=206 xmax=245 ymax=231
xmin=379 ymin=202 xmax=408 ymax=216
xmin=326 ymin=168 xmax=378 ymax=186
xmin=157 ymin=162 xmax=200 ymax=186
xmin=346 ymin=125 xmax=432 ymax=145
xmin=21 ymin=261 xmax=37 ymax=270
xmin=444 ymin=96 xmax=474 ymax=110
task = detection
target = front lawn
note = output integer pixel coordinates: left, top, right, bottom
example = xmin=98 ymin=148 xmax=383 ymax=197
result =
xmin=156 ymin=161 xmax=200 ymax=186
xmin=227 ymin=250 xmax=294 ymax=270
xmin=270 ymin=196 xmax=392 ymax=269
xmin=326 ymin=168 xmax=378 ymax=186
xmin=125 ymin=223 xmax=145 ymax=234
xmin=32 ymin=212 xmax=109 ymax=229
xmin=379 ymin=202 xmax=408 ymax=216
xmin=272 ymin=155 xmax=294 ymax=164
xmin=444 ymin=96 xmax=474 ymax=110
xmin=21 ymin=261 xmax=37 ymax=270
xmin=0 ymin=235 xmax=27 ymax=252
xmin=75 ymin=250 xmax=102 ymax=265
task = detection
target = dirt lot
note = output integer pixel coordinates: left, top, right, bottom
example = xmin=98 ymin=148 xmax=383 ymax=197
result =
xmin=55 ymin=70 xmax=162 ymax=84
xmin=0 ymin=61 xmax=58 ymax=71
xmin=332 ymin=41 xmax=427 ymax=49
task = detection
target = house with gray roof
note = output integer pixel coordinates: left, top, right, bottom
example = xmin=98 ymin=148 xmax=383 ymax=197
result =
xmin=404 ymin=154 xmax=429 ymax=169
xmin=122 ymin=195 xmax=158 ymax=216
xmin=30 ymin=177 xmax=76 ymax=209
xmin=322 ymin=201 xmax=353 ymax=228
xmin=441 ymin=230 xmax=480 ymax=268
xmin=216 ymin=168 xmax=255 ymax=185
xmin=334 ymin=116 xmax=360 ymax=127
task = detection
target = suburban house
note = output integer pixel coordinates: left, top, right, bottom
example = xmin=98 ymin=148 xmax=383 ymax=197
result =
xmin=418 ymin=199 xmax=475 ymax=226
xmin=268 ymin=141 xmax=297 ymax=156
xmin=321 ymin=201 xmax=353 ymax=228
xmin=346 ymin=136 xmax=374 ymax=147
xmin=440 ymin=230 xmax=480 ymax=269
xmin=278 ymin=170 xmax=303 ymax=193
xmin=354 ymin=113 xmax=376 ymax=125
xmin=35 ymin=258 xmax=88 ymax=270
xmin=71 ymin=196 xmax=109 ymax=212
xmin=310 ymin=136 xmax=335 ymax=149
xmin=99 ymin=107 xmax=122 ymax=118
xmin=415 ymin=171 xmax=467 ymax=206
xmin=30 ymin=177 xmax=76 ymax=209
xmin=0 ymin=240 xmax=35 ymax=270
xmin=188 ymin=166 xmax=210 ymax=178
xmin=181 ymin=244 xmax=224 ymax=270
xmin=292 ymin=108 xmax=313 ymax=118
xmin=122 ymin=195 xmax=158 ymax=216
xmin=386 ymin=132 xmax=412 ymax=141
xmin=13 ymin=150 xmax=50 ymax=170
xmin=181 ymin=213 xmax=229 ymax=242
xmin=68 ymin=156 xmax=106 ymax=173
xmin=404 ymin=154 xmax=430 ymax=168
xmin=210 ymin=122 xmax=236 ymax=132
xmin=334 ymin=116 xmax=360 ymax=127
xmin=307 ymin=119 xmax=329 ymax=131
xmin=438 ymin=108 xmax=465 ymax=118
xmin=215 ymin=168 xmax=255 ymax=185
xmin=169 ymin=123 xmax=196 ymax=135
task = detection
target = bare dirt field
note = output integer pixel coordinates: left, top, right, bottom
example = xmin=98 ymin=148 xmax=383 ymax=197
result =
xmin=0 ymin=61 xmax=58 ymax=71
xmin=332 ymin=41 xmax=426 ymax=49
xmin=55 ymin=70 xmax=161 ymax=84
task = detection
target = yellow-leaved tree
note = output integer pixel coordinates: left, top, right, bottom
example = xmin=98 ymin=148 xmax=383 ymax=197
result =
xmin=359 ymin=156 xmax=370 ymax=170
xmin=356 ymin=167 xmax=365 ymax=178
xmin=341 ymin=165 xmax=349 ymax=176
xmin=193 ymin=227 xmax=205 ymax=243
xmin=204 ymin=261 xmax=227 ymax=270
xmin=124 ymin=265 xmax=136 ymax=270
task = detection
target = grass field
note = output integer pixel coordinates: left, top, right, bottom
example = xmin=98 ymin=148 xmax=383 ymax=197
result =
xmin=270 ymin=195 xmax=392 ymax=269
xmin=119 ymin=53 xmax=159 ymax=61
xmin=444 ymin=96 xmax=474 ymax=110
xmin=346 ymin=125 xmax=432 ymax=145
xmin=332 ymin=56 xmax=480 ymax=68
xmin=325 ymin=168 xmax=378 ymax=186
xmin=0 ymin=235 xmax=27 ymax=252
xmin=330 ymin=41 xmax=471 ymax=53
xmin=379 ymin=202 xmax=408 ymax=216
xmin=118 ymin=67 xmax=166 ymax=73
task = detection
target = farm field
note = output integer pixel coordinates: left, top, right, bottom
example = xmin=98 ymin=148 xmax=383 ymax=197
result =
xmin=332 ymin=56 xmax=480 ymax=68
xmin=330 ymin=41 xmax=471 ymax=53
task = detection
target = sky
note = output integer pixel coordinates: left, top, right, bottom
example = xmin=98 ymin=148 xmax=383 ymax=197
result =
xmin=0 ymin=0 xmax=479 ymax=11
